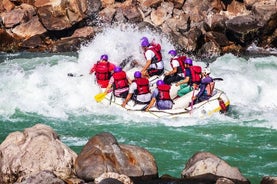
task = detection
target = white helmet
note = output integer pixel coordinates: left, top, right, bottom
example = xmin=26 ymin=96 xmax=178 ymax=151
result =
xmin=203 ymin=67 xmax=211 ymax=74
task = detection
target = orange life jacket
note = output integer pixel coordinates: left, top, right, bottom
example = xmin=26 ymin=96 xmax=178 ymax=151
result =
xmin=113 ymin=71 xmax=129 ymax=89
xmin=134 ymin=78 xmax=150 ymax=95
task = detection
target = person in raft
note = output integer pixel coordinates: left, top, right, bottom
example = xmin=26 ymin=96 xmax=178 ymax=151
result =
xmin=89 ymin=54 xmax=115 ymax=88
xmin=163 ymin=49 xmax=186 ymax=85
xmin=104 ymin=66 xmax=130 ymax=98
xmin=140 ymin=37 xmax=164 ymax=78
xmin=175 ymin=58 xmax=202 ymax=97
xmin=144 ymin=80 xmax=173 ymax=111
xmin=191 ymin=67 xmax=215 ymax=103
xmin=121 ymin=71 xmax=151 ymax=107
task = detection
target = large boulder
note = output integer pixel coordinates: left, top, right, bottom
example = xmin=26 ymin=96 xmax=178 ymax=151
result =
xmin=181 ymin=152 xmax=250 ymax=184
xmin=0 ymin=124 xmax=77 ymax=184
xmin=35 ymin=0 xmax=87 ymax=30
xmin=75 ymin=132 xmax=158 ymax=181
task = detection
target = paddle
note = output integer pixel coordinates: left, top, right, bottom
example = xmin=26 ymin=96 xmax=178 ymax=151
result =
xmin=190 ymin=87 xmax=195 ymax=114
xmin=213 ymin=77 xmax=223 ymax=81
xmin=94 ymin=92 xmax=107 ymax=103
xmin=119 ymin=56 xmax=133 ymax=68
xmin=67 ymin=73 xmax=84 ymax=77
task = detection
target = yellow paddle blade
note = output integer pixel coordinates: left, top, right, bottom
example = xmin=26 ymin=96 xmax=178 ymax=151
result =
xmin=94 ymin=93 xmax=107 ymax=103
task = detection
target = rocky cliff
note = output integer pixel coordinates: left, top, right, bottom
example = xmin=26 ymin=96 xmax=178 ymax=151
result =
xmin=0 ymin=0 xmax=277 ymax=57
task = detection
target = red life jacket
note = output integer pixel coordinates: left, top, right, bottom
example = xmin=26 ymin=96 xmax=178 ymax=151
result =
xmin=189 ymin=66 xmax=202 ymax=84
xmin=170 ymin=56 xmax=186 ymax=75
xmin=113 ymin=71 xmax=129 ymax=89
xmin=95 ymin=61 xmax=111 ymax=81
xmin=134 ymin=78 xmax=150 ymax=95
xmin=145 ymin=43 xmax=162 ymax=64
xmin=157 ymin=84 xmax=171 ymax=101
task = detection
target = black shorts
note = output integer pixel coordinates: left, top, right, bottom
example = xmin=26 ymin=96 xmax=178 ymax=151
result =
xmin=147 ymin=68 xmax=164 ymax=77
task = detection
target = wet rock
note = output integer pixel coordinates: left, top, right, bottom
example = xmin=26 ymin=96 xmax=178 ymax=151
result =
xmin=95 ymin=172 xmax=133 ymax=184
xmin=12 ymin=16 xmax=47 ymax=38
xmin=226 ymin=15 xmax=261 ymax=46
xmin=75 ymin=132 xmax=158 ymax=181
xmin=0 ymin=123 xmax=77 ymax=184
xmin=14 ymin=170 xmax=66 ymax=184
xmin=181 ymin=152 xmax=249 ymax=183
xmin=260 ymin=176 xmax=277 ymax=184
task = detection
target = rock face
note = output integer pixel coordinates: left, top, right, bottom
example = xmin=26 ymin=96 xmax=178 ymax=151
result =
xmin=75 ymin=132 xmax=158 ymax=181
xmin=0 ymin=0 xmax=276 ymax=56
xmin=0 ymin=124 xmax=77 ymax=184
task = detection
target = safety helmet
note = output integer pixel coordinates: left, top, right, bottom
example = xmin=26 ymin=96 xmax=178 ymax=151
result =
xmin=203 ymin=67 xmax=211 ymax=74
xmin=184 ymin=58 xmax=193 ymax=65
xmin=141 ymin=39 xmax=150 ymax=47
xmin=134 ymin=71 xmax=141 ymax=78
xmin=168 ymin=50 xmax=177 ymax=57
xmin=156 ymin=80 xmax=164 ymax=86
xmin=100 ymin=54 xmax=108 ymax=61
xmin=114 ymin=66 xmax=122 ymax=73
xmin=140 ymin=37 xmax=149 ymax=42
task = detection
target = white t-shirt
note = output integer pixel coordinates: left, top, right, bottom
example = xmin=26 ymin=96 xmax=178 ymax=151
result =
xmin=171 ymin=57 xmax=184 ymax=77
xmin=145 ymin=48 xmax=164 ymax=69
xmin=129 ymin=82 xmax=151 ymax=103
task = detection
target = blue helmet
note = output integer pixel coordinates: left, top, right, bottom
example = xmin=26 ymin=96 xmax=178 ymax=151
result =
xmin=114 ymin=66 xmax=122 ymax=73
xmin=141 ymin=39 xmax=150 ymax=47
xmin=100 ymin=54 xmax=108 ymax=61
xmin=134 ymin=71 xmax=141 ymax=78
xmin=184 ymin=58 xmax=193 ymax=65
xmin=156 ymin=80 xmax=164 ymax=86
xmin=168 ymin=50 xmax=177 ymax=57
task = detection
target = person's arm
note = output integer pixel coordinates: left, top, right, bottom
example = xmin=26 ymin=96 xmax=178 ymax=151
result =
xmin=175 ymin=76 xmax=189 ymax=86
xmin=165 ymin=67 xmax=177 ymax=76
xmin=193 ymin=84 xmax=205 ymax=100
xmin=121 ymin=93 xmax=132 ymax=108
xmin=141 ymin=60 xmax=151 ymax=75
xmin=104 ymin=77 xmax=114 ymax=93
xmin=145 ymin=98 xmax=156 ymax=111
xmin=89 ymin=64 xmax=96 ymax=74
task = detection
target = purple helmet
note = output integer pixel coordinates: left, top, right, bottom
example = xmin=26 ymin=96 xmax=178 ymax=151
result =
xmin=134 ymin=71 xmax=141 ymax=78
xmin=114 ymin=66 xmax=122 ymax=73
xmin=168 ymin=50 xmax=177 ymax=57
xmin=141 ymin=39 xmax=150 ymax=47
xmin=184 ymin=58 xmax=193 ymax=65
xmin=140 ymin=37 xmax=149 ymax=42
xmin=156 ymin=80 xmax=164 ymax=86
xmin=100 ymin=54 xmax=108 ymax=61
